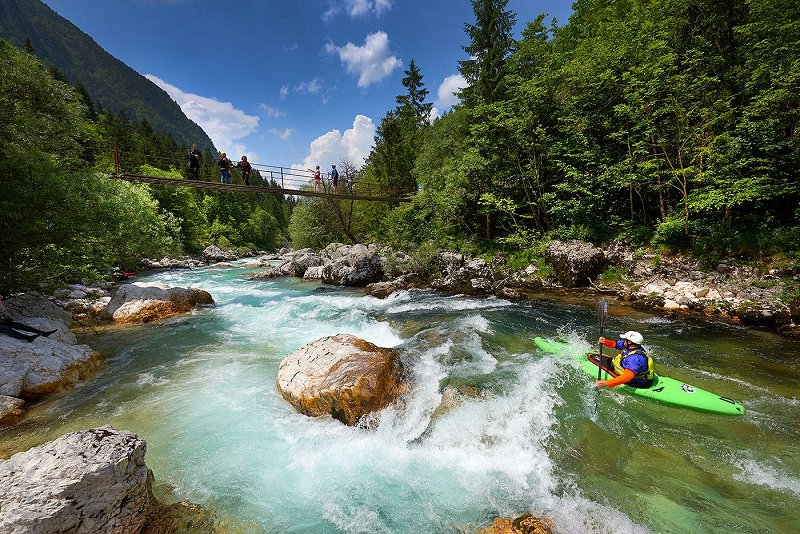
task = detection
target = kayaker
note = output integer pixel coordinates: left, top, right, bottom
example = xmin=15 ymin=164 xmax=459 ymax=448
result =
xmin=594 ymin=331 xmax=654 ymax=388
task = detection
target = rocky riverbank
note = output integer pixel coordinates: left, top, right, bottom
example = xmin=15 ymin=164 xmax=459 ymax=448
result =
xmin=245 ymin=240 xmax=800 ymax=338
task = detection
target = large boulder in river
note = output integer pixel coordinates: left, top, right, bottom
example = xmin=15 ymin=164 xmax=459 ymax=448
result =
xmin=102 ymin=282 xmax=214 ymax=323
xmin=276 ymin=334 xmax=405 ymax=426
xmin=545 ymin=240 xmax=607 ymax=288
xmin=0 ymin=426 xmax=154 ymax=533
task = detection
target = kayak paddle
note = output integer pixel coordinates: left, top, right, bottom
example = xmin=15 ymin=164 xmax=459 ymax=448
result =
xmin=594 ymin=299 xmax=609 ymax=415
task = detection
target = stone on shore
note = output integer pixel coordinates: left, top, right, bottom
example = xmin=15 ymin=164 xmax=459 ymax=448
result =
xmin=279 ymin=248 xmax=323 ymax=277
xmin=4 ymin=291 xmax=73 ymax=327
xmin=102 ymin=282 xmax=214 ymax=323
xmin=276 ymin=334 xmax=405 ymax=426
xmin=202 ymin=245 xmax=238 ymax=262
xmin=545 ymin=239 xmax=606 ymax=288
xmin=0 ymin=328 xmax=101 ymax=401
xmin=0 ymin=427 xmax=154 ymax=534
xmin=320 ymin=244 xmax=384 ymax=287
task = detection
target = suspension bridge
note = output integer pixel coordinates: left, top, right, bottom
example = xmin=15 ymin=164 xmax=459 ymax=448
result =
xmin=112 ymin=147 xmax=415 ymax=202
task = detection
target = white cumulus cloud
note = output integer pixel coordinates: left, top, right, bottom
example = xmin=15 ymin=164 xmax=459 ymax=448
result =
xmin=280 ymin=85 xmax=289 ymax=100
xmin=295 ymin=115 xmax=375 ymax=170
xmin=326 ymin=31 xmax=401 ymax=88
xmin=146 ymin=74 xmax=259 ymax=156
xmin=436 ymin=73 xmax=467 ymax=109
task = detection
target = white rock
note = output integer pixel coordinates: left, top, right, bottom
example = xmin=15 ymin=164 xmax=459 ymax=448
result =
xmin=0 ymin=427 xmax=153 ymax=533
xmin=0 ymin=331 xmax=99 ymax=398
xmin=303 ymin=266 xmax=324 ymax=279
xmin=102 ymin=282 xmax=213 ymax=323
xmin=663 ymin=299 xmax=680 ymax=309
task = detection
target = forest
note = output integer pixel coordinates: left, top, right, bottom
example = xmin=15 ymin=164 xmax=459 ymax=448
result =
xmin=2 ymin=0 xmax=798 ymax=293
xmin=0 ymin=38 xmax=292 ymax=293
xmin=296 ymin=0 xmax=798 ymax=267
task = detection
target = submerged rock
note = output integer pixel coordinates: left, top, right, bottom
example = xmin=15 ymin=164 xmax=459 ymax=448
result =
xmin=0 ymin=427 xmax=154 ymax=533
xmin=102 ymin=282 xmax=214 ymax=323
xmin=276 ymin=334 xmax=405 ymax=426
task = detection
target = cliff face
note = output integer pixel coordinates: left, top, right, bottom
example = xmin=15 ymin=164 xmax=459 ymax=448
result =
xmin=0 ymin=0 xmax=216 ymax=151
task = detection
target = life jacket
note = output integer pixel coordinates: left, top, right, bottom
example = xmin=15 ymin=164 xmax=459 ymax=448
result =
xmin=611 ymin=345 xmax=653 ymax=387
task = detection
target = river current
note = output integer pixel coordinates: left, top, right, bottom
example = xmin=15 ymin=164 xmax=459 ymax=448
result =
xmin=2 ymin=262 xmax=799 ymax=533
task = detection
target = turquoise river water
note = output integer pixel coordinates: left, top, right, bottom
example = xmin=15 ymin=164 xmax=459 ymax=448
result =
xmin=2 ymin=262 xmax=799 ymax=533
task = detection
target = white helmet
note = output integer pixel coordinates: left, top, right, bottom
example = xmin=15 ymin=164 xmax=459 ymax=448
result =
xmin=620 ymin=331 xmax=644 ymax=345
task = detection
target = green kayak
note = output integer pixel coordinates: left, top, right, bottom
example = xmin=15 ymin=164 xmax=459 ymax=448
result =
xmin=533 ymin=337 xmax=745 ymax=416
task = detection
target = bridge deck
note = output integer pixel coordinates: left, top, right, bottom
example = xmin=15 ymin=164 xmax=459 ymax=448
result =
xmin=116 ymin=173 xmax=413 ymax=202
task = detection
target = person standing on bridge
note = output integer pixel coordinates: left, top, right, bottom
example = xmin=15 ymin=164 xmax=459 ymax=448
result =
xmin=187 ymin=144 xmax=202 ymax=180
xmin=236 ymin=155 xmax=252 ymax=185
xmin=330 ymin=164 xmax=339 ymax=193
xmin=309 ymin=166 xmax=321 ymax=192
xmin=217 ymin=152 xmax=232 ymax=184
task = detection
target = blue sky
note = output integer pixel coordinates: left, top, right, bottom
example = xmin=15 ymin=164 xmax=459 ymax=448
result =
xmin=43 ymin=0 xmax=573 ymax=170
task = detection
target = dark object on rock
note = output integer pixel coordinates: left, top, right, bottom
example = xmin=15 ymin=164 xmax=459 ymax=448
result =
xmin=545 ymin=240 xmax=607 ymax=288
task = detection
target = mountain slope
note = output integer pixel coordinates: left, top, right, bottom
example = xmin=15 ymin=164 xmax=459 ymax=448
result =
xmin=0 ymin=0 xmax=216 ymax=151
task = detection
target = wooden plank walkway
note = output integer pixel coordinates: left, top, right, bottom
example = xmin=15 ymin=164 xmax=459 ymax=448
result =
xmin=115 ymin=173 xmax=414 ymax=202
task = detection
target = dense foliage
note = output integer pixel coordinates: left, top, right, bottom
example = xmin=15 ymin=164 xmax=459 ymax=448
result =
xmin=0 ymin=0 xmax=215 ymax=150
xmin=0 ymin=39 xmax=291 ymax=293
xmin=319 ymin=0 xmax=799 ymax=262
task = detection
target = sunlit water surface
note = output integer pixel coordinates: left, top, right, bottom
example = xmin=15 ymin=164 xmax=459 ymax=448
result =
xmin=2 ymin=263 xmax=799 ymax=533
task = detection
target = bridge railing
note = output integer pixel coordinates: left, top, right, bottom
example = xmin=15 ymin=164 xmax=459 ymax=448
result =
xmin=112 ymin=147 xmax=417 ymax=200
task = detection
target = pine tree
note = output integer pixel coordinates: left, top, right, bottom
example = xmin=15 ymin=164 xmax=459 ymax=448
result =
xmin=395 ymin=59 xmax=433 ymax=128
xmin=458 ymin=0 xmax=517 ymax=106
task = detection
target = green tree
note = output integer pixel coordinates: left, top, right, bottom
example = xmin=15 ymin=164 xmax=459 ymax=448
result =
xmin=458 ymin=0 xmax=517 ymax=106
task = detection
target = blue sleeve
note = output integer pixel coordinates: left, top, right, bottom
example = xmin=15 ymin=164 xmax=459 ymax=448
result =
xmin=615 ymin=340 xmax=625 ymax=350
